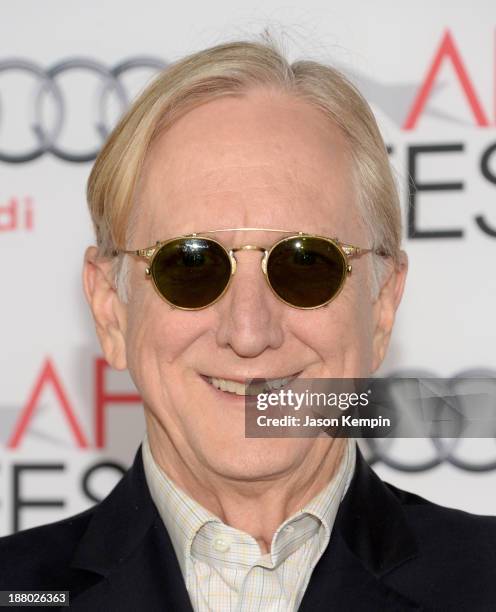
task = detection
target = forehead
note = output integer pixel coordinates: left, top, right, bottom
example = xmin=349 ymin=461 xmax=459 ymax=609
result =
xmin=134 ymin=88 xmax=361 ymax=243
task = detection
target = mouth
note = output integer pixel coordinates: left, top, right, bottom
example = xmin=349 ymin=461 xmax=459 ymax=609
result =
xmin=201 ymin=372 xmax=301 ymax=396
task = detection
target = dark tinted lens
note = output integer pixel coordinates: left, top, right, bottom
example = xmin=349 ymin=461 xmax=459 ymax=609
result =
xmin=267 ymin=236 xmax=346 ymax=308
xmin=150 ymin=238 xmax=231 ymax=308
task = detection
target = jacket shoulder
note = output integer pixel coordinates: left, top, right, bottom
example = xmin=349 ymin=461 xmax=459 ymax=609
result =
xmin=0 ymin=505 xmax=97 ymax=590
xmin=385 ymin=479 xmax=496 ymax=538
xmin=383 ymin=481 xmax=496 ymax=606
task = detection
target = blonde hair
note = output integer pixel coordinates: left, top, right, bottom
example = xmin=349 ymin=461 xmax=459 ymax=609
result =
xmin=87 ymin=35 xmax=402 ymax=298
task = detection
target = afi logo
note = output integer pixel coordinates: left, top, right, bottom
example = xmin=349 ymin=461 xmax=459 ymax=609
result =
xmin=404 ymin=30 xmax=491 ymax=129
xmin=7 ymin=358 xmax=141 ymax=449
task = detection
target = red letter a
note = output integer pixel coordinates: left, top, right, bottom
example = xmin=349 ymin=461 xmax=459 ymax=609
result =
xmin=403 ymin=30 xmax=489 ymax=129
xmin=8 ymin=358 xmax=88 ymax=448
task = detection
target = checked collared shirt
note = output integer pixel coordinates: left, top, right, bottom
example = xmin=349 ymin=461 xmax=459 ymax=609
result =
xmin=142 ymin=435 xmax=356 ymax=612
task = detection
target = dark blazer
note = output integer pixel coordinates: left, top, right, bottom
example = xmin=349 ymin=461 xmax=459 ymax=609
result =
xmin=1 ymin=444 xmax=495 ymax=611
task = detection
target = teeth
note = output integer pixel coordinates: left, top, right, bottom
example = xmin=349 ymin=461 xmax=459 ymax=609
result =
xmin=209 ymin=378 xmax=248 ymax=395
xmin=208 ymin=376 xmax=294 ymax=396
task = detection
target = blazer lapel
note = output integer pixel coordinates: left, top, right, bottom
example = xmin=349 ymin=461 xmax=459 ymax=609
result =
xmin=69 ymin=445 xmax=194 ymax=611
xmin=298 ymin=446 xmax=423 ymax=611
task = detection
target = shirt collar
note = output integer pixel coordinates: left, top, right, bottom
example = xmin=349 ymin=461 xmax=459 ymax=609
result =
xmin=301 ymin=436 xmax=356 ymax=532
xmin=267 ymin=437 xmax=356 ymax=566
xmin=142 ymin=433 xmax=356 ymax=574
xmin=142 ymin=433 xmax=220 ymax=577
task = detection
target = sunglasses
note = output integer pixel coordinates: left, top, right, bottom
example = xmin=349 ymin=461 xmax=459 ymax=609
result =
xmin=115 ymin=228 xmax=389 ymax=310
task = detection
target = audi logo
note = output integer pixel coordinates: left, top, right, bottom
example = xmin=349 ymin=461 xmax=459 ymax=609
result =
xmin=361 ymin=369 xmax=496 ymax=473
xmin=0 ymin=57 xmax=167 ymax=163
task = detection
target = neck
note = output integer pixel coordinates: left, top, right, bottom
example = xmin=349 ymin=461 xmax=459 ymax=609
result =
xmin=145 ymin=412 xmax=348 ymax=554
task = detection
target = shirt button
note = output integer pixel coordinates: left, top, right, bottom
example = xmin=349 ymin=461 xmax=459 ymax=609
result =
xmin=284 ymin=525 xmax=295 ymax=533
xmin=213 ymin=537 xmax=231 ymax=553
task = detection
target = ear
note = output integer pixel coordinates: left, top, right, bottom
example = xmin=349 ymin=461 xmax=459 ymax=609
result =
xmin=83 ymin=246 xmax=128 ymax=370
xmin=371 ymin=251 xmax=408 ymax=373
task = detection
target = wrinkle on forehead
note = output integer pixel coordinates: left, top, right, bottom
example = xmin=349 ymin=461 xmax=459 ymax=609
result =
xmin=149 ymin=165 xmax=337 ymax=211
xmin=132 ymin=91 xmax=363 ymax=247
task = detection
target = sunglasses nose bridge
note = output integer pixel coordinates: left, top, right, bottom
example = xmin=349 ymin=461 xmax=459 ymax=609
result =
xmin=228 ymin=246 xmax=270 ymax=296
xmin=230 ymin=245 xmax=268 ymax=268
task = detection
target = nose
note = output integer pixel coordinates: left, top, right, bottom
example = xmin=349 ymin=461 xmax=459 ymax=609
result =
xmin=214 ymin=249 xmax=284 ymax=357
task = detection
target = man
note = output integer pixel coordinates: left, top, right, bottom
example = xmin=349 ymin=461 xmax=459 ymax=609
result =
xmin=1 ymin=37 xmax=495 ymax=611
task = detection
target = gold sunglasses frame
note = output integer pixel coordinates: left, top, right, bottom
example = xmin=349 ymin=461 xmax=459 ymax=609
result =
xmin=116 ymin=228 xmax=389 ymax=311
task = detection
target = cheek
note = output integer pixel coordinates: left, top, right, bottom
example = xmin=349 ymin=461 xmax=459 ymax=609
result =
xmin=340 ymin=282 xmax=376 ymax=372
xmin=291 ymin=280 xmax=375 ymax=376
xmin=123 ymin=283 xmax=215 ymax=392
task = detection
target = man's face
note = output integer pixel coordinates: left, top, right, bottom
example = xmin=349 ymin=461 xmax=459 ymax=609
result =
xmin=86 ymin=88 xmax=403 ymax=480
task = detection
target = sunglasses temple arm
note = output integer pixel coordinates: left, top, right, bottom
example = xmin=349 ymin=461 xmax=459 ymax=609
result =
xmin=113 ymin=247 xmax=157 ymax=261
xmin=340 ymin=244 xmax=390 ymax=259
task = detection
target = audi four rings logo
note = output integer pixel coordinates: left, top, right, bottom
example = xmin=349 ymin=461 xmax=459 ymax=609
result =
xmin=364 ymin=436 xmax=496 ymax=474
xmin=0 ymin=57 xmax=167 ymax=163
xmin=361 ymin=369 xmax=496 ymax=473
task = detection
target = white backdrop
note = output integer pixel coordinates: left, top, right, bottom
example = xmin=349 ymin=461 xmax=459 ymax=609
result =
xmin=1 ymin=0 xmax=495 ymax=536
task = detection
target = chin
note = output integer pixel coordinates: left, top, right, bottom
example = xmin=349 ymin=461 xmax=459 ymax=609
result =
xmin=200 ymin=438 xmax=311 ymax=481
